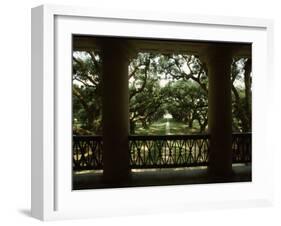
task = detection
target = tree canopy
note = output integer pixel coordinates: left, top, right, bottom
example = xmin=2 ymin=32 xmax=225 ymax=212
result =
xmin=72 ymin=50 xmax=251 ymax=135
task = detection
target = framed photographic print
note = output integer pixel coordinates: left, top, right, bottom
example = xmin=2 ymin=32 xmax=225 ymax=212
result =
xmin=31 ymin=4 xmax=274 ymax=221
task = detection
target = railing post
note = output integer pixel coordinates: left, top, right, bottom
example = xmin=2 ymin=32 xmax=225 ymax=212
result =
xmin=205 ymin=44 xmax=233 ymax=178
xmin=100 ymin=38 xmax=131 ymax=185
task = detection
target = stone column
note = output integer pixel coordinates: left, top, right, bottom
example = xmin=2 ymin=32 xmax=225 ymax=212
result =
xmin=206 ymin=44 xmax=233 ymax=178
xmin=244 ymin=58 xmax=252 ymax=131
xmin=100 ymin=38 xmax=130 ymax=185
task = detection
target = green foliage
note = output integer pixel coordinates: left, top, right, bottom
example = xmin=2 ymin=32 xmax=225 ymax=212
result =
xmin=72 ymin=52 xmax=102 ymax=135
xmin=72 ymin=50 xmax=252 ymax=135
xmin=162 ymin=80 xmax=208 ymax=133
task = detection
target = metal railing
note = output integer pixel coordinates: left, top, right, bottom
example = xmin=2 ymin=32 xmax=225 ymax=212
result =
xmin=73 ymin=135 xmax=103 ymax=170
xmin=73 ymin=133 xmax=251 ymax=170
xmin=129 ymin=134 xmax=209 ymax=168
xmin=232 ymin=132 xmax=252 ymax=163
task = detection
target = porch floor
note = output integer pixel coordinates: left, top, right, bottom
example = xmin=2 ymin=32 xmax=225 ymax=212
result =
xmin=73 ymin=164 xmax=251 ymax=190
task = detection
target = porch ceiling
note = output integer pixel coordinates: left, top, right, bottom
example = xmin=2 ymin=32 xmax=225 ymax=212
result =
xmin=73 ymin=36 xmax=251 ymax=58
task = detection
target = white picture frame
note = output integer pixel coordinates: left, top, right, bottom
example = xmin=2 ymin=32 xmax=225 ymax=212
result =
xmin=31 ymin=4 xmax=274 ymax=221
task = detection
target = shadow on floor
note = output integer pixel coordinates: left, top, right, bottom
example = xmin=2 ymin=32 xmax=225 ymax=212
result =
xmin=18 ymin=209 xmax=31 ymax=217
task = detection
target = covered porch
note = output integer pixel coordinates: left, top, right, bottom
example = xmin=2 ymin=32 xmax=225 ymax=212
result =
xmin=73 ymin=36 xmax=252 ymax=188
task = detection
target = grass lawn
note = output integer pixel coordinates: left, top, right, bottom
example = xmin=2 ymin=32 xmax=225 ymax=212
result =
xmin=134 ymin=119 xmax=201 ymax=135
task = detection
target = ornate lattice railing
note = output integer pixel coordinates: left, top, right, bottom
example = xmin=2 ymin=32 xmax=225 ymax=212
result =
xmin=232 ymin=132 xmax=252 ymax=163
xmin=73 ymin=133 xmax=251 ymax=170
xmin=73 ymin=135 xmax=103 ymax=170
xmin=129 ymin=134 xmax=209 ymax=168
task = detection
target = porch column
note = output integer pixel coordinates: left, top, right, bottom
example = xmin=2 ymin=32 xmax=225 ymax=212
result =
xmin=206 ymin=45 xmax=233 ymax=178
xmin=100 ymin=38 xmax=130 ymax=185
xmin=244 ymin=58 xmax=252 ymax=131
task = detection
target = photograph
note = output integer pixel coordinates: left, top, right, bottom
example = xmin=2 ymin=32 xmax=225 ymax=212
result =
xmin=72 ymin=35 xmax=252 ymax=190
